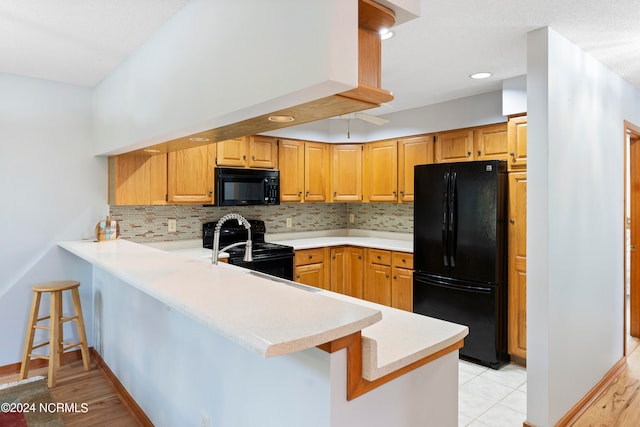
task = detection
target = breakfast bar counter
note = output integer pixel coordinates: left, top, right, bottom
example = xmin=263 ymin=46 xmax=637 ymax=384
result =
xmin=59 ymin=238 xmax=467 ymax=427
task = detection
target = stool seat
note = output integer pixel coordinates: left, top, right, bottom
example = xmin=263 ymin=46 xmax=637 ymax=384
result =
xmin=20 ymin=280 xmax=90 ymax=388
xmin=32 ymin=280 xmax=80 ymax=293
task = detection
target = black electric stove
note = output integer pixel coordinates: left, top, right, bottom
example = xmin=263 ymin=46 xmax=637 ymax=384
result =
xmin=203 ymin=220 xmax=294 ymax=280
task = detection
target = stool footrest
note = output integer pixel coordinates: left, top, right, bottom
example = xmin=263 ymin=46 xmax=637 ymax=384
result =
xmin=62 ymin=342 xmax=82 ymax=351
xmin=36 ymin=316 xmax=51 ymax=322
xmin=60 ymin=316 xmax=79 ymax=323
xmin=34 ymin=325 xmax=50 ymax=330
xmin=28 ymin=354 xmax=50 ymax=361
xmin=31 ymin=341 xmax=50 ymax=350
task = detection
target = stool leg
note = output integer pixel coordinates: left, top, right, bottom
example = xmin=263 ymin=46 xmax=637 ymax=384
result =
xmin=19 ymin=292 xmax=42 ymax=380
xmin=48 ymin=291 xmax=60 ymax=388
xmin=71 ymin=288 xmax=91 ymax=371
xmin=57 ymin=291 xmax=63 ymax=368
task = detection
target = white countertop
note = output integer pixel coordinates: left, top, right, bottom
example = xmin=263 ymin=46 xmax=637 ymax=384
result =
xmin=59 ymin=238 xmax=467 ymax=381
xmin=270 ymin=236 xmax=413 ymax=252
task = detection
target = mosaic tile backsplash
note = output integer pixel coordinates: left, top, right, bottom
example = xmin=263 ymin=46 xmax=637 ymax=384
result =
xmin=109 ymin=203 xmax=413 ymax=242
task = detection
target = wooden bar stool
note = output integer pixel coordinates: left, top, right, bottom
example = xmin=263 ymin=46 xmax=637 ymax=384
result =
xmin=19 ymin=280 xmax=91 ymax=387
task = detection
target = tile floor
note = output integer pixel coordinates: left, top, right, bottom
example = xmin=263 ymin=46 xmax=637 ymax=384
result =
xmin=458 ymin=361 xmax=527 ymax=427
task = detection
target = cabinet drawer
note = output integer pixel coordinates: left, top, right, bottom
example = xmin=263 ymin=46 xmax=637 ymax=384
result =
xmin=367 ymin=248 xmax=391 ymax=265
xmin=295 ymin=248 xmax=325 ymax=266
xmin=392 ymin=252 xmax=413 ymax=269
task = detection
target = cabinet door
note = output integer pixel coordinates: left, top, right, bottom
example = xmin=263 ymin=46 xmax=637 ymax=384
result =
xmin=305 ymin=142 xmax=330 ymax=202
xmin=330 ymin=247 xmax=346 ymax=294
xmin=248 ymin=135 xmax=277 ymax=169
xmin=397 ymin=135 xmax=434 ymax=202
xmin=346 ymin=247 xmax=364 ymax=299
xmin=216 ymin=137 xmax=247 ymax=167
xmin=295 ymin=263 xmax=325 ymax=289
xmin=167 ymin=144 xmax=215 ymax=204
xmin=364 ymin=140 xmax=397 ymax=202
xmin=474 ymin=123 xmax=509 ymax=161
xmin=365 ymin=263 xmax=392 ymax=305
xmin=435 ymin=129 xmax=474 ymax=163
xmin=332 ymin=145 xmax=363 ymax=201
xmin=278 ymin=139 xmax=304 ymax=202
xmin=508 ymin=172 xmax=527 ymax=360
xmin=391 ymin=267 xmax=413 ymax=311
xmin=109 ymin=153 xmax=167 ymax=206
xmin=508 ymin=116 xmax=527 ymax=170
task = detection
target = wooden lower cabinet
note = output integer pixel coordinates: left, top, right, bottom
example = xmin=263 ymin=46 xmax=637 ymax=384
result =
xmin=330 ymin=246 xmax=364 ymax=299
xmin=295 ymin=245 xmax=413 ymax=311
xmin=391 ymin=252 xmax=413 ymax=311
xmin=508 ymin=171 xmax=527 ymax=361
xmin=294 ymin=248 xmax=329 ymax=290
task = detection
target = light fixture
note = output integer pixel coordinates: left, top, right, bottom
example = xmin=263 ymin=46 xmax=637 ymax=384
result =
xmin=268 ymin=115 xmax=295 ymax=123
xmin=143 ymin=149 xmax=161 ymax=153
xmin=379 ymin=28 xmax=394 ymax=40
xmin=188 ymin=137 xmax=210 ymax=142
xmin=470 ymin=72 xmax=492 ymax=80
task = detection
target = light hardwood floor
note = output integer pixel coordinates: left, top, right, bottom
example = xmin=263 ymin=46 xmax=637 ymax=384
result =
xmin=0 ymin=357 xmax=142 ymax=426
xmin=570 ymin=337 xmax=640 ymax=426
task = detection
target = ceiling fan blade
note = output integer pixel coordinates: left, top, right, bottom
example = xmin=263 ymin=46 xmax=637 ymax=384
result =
xmin=353 ymin=112 xmax=389 ymax=126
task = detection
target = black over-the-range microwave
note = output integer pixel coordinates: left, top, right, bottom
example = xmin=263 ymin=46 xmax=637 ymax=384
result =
xmin=213 ymin=167 xmax=280 ymax=206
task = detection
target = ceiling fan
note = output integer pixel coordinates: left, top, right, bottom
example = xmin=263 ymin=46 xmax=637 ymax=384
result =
xmin=334 ymin=112 xmax=390 ymax=139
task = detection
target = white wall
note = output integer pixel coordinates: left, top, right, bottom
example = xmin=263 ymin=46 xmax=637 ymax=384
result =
xmin=527 ymin=27 xmax=640 ymax=426
xmin=0 ymin=73 xmax=106 ymax=366
xmin=92 ymin=0 xmax=359 ymax=155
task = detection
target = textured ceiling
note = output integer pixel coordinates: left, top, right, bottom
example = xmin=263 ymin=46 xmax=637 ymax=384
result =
xmin=1 ymin=0 xmax=639 ymax=113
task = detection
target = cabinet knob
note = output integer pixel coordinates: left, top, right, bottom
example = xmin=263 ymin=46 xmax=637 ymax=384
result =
xmin=333 ymin=192 xmax=337 ymax=196
xmin=477 ymin=150 xmax=482 ymax=156
xmin=402 ymin=259 xmax=406 ymax=263
xmin=209 ymin=190 xmax=213 ymax=195
xmin=510 ymin=218 xmax=516 ymax=224
xmin=400 ymin=191 xmax=404 ymax=195
xmin=467 ymin=151 xmax=472 ymax=157
xmin=510 ymin=152 xmax=515 ymax=157
xmin=386 ymin=274 xmax=389 ymax=279
xmin=298 ymin=192 xmax=302 ymax=196
xmin=359 ymin=256 xmax=362 ymax=259
xmin=377 ymin=255 xmax=381 ymax=259
xmin=393 ymin=276 xmax=397 ymax=280
xmin=252 ymin=155 xmax=255 ymax=160
xmin=296 ymin=275 xmax=300 ymax=279
xmin=243 ymin=155 xmax=246 ymax=160
xmin=309 ymin=255 xmax=313 ymax=259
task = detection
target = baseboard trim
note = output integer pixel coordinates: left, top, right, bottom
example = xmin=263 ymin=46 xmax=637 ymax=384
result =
xmin=90 ymin=348 xmax=154 ymax=427
xmin=555 ymin=356 xmax=627 ymax=426
xmin=0 ymin=349 xmax=84 ymax=376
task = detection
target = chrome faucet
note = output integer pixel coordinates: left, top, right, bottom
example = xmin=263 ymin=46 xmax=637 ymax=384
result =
xmin=212 ymin=213 xmax=252 ymax=265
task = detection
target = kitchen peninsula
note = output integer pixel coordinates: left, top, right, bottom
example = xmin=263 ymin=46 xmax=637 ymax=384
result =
xmin=59 ymin=238 xmax=467 ymax=427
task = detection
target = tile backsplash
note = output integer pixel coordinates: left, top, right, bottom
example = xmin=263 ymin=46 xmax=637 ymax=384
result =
xmin=110 ymin=203 xmax=413 ymax=243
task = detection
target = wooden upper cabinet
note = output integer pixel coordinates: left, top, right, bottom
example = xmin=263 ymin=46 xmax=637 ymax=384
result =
xmin=435 ymin=129 xmax=474 ymax=163
xmin=248 ymin=135 xmax=277 ymax=168
xmin=278 ymin=139 xmax=305 ymax=202
xmin=305 ymin=142 xmax=330 ymax=202
xmin=108 ymin=153 xmax=167 ymax=206
xmin=397 ymin=135 xmax=434 ymax=202
xmin=332 ymin=144 xmax=363 ymax=202
xmin=364 ymin=140 xmax=397 ymax=202
xmin=216 ymin=137 xmax=247 ymax=167
xmin=167 ymin=144 xmax=216 ymax=204
xmin=474 ymin=123 xmax=508 ymax=161
xmin=508 ymin=115 xmax=527 ymax=170
xmin=216 ymin=136 xmax=277 ymax=168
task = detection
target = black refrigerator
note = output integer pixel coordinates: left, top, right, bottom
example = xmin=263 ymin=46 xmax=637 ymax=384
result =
xmin=413 ymin=160 xmax=509 ymax=368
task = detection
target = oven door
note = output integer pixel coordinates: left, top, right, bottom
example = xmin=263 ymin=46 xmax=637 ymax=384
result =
xmin=229 ymin=253 xmax=294 ymax=281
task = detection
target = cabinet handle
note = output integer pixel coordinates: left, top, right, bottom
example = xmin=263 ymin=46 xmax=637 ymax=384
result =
xmin=377 ymin=255 xmax=381 ymax=260
xmin=252 ymin=155 xmax=255 ymax=160
xmin=467 ymin=151 xmax=472 ymax=157
xmin=209 ymin=190 xmax=213 ymax=195
xmin=402 ymin=259 xmax=406 ymax=263
xmin=510 ymin=152 xmax=515 ymax=157
xmin=393 ymin=276 xmax=397 ymax=280
xmin=333 ymin=192 xmax=337 ymax=196
xmin=296 ymin=275 xmax=300 ymax=279
xmin=298 ymin=192 xmax=302 ymax=196
xmin=400 ymin=191 xmax=404 ymax=195
xmin=243 ymin=155 xmax=246 ymax=160
xmin=359 ymin=256 xmax=362 ymax=259
xmin=392 ymin=191 xmax=396 ymax=195
xmin=510 ymin=218 xmax=516 ymax=224
xmin=386 ymin=274 xmax=389 ymax=279
xmin=309 ymin=255 xmax=313 ymax=259
xmin=477 ymin=150 xmax=481 ymax=156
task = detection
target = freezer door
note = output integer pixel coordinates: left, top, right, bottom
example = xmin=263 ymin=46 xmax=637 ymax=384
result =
xmin=448 ymin=161 xmax=506 ymax=283
xmin=414 ymin=164 xmax=452 ymax=276
xmin=413 ymin=273 xmax=508 ymax=368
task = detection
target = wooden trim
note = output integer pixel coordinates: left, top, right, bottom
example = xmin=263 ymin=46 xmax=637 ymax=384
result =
xmin=555 ymin=356 xmax=627 ymax=426
xmin=0 ymin=348 xmax=84 ymax=377
xmin=90 ymin=348 xmax=154 ymax=427
xmin=318 ymin=332 xmax=464 ymax=400
xmin=523 ymin=422 xmax=536 ymax=427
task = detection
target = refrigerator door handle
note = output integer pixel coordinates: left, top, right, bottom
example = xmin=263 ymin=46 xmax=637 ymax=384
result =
xmin=417 ymin=278 xmax=493 ymax=294
xmin=448 ymin=172 xmax=457 ymax=267
xmin=442 ymin=172 xmax=450 ymax=266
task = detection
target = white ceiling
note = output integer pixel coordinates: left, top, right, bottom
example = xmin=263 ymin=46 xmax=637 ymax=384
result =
xmin=1 ymin=0 xmax=639 ymax=113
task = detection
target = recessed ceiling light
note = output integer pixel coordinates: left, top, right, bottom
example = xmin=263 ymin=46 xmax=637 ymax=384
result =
xmin=143 ymin=149 xmax=161 ymax=153
xmin=268 ymin=115 xmax=295 ymax=123
xmin=470 ymin=72 xmax=492 ymax=79
xmin=188 ymin=137 xmax=210 ymax=142
xmin=379 ymin=28 xmax=395 ymax=40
